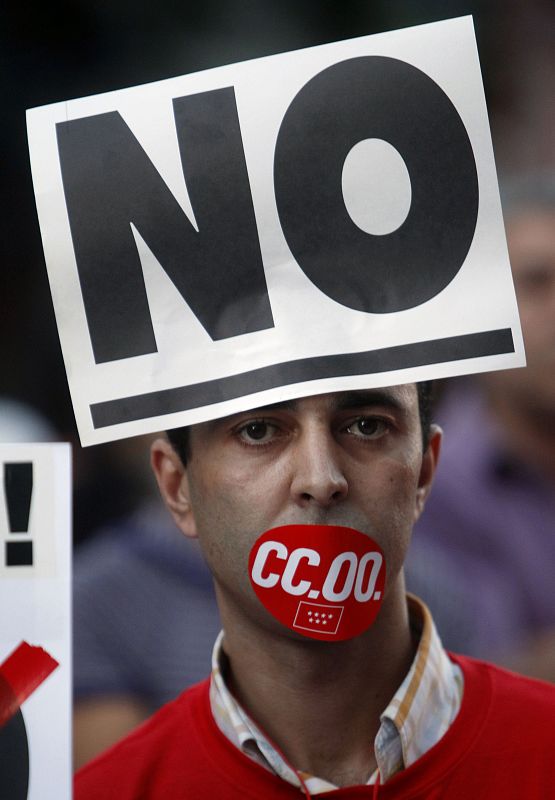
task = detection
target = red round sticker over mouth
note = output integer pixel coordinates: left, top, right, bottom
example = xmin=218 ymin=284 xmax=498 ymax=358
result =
xmin=248 ymin=524 xmax=386 ymax=641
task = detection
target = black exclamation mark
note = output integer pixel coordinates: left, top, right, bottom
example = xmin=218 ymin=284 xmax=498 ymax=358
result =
xmin=4 ymin=463 xmax=33 ymax=567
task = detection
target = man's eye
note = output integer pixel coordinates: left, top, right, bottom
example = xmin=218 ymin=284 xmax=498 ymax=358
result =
xmin=345 ymin=418 xmax=387 ymax=438
xmin=515 ymin=265 xmax=553 ymax=296
xmin=237 ymin=421 xmax=277 ymax=445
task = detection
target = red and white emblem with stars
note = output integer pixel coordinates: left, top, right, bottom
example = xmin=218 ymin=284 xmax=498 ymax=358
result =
xmin=293 ymin=602 xmax=344 ymax=635
xmin=249 ymin=524 xmax=385 ymax=641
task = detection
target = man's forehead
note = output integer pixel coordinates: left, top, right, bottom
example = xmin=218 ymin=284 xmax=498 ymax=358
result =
xmin=203 ymin=384 xmax=418 ymax=425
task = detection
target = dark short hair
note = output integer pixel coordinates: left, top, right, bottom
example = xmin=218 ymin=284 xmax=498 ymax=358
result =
xmin=416 ymin=380 xmax=434 ymax=449
xmin=167 ymin=380 xmax=434 ymax=466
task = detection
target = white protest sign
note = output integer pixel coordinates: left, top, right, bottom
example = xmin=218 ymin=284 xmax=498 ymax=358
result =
xmin=0 ymin=444 xmax=71 ymax=800
xmin=27 ymin=16 xmax=524 ymax=446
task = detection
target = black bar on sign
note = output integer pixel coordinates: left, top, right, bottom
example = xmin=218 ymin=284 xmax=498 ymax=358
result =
xmin=90 ymin=328 xmax=514 ymax=429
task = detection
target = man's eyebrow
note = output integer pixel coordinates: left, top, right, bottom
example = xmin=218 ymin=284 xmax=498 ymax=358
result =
xmin=246 ymin=392 xmax=405 ymax=414
xmin=333 ymin=391 xmax=406 ymax=413
xmin=243 ymin=399 xmax=297 ymax=414
xmin=226 ymin=391 xmax=407 ymax=420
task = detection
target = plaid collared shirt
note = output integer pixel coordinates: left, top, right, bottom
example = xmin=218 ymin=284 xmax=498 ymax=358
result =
xmin=209 ymin=595 xmax=463 ymax=793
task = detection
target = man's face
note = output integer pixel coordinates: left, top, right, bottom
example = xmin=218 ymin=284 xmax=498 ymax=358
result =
xmin=485 ymin=208 xmax=555 ymax=410
xmin=153 ymin=384 xmax=440 ymax=634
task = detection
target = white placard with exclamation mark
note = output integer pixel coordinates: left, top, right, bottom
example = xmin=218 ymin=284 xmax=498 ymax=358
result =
xmin=0 ymin=443 xmax=71 ymax=800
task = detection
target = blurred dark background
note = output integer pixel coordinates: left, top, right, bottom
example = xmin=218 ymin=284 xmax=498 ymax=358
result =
xmin=1 ymin=0 xmax=554 ymax=543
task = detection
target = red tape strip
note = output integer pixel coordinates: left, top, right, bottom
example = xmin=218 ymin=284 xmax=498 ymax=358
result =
xmin=0 ymin=641 xmax=59 ymax=728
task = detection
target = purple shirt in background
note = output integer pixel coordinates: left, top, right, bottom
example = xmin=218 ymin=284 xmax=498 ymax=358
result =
xmin=406 ymin=381 xmax=555 ymax=659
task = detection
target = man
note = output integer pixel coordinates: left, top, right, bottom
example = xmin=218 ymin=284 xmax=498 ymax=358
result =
xmin=75 ymin=382 xmax=555 ymax=798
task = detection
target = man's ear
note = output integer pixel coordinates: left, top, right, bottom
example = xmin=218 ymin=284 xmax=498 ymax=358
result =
xmin=414 ymin=424 xmax=442 ymax=522
xmin=150 ymin=437 xmax=198 ymax=539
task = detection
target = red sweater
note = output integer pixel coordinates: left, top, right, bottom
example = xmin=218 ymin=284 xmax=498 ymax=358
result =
xmin=75 ymin=655 xmax=555 ymax=798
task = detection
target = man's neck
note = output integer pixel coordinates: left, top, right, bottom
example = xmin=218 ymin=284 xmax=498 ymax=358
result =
xmin=217 ymin=581 xmax=415 ymax=787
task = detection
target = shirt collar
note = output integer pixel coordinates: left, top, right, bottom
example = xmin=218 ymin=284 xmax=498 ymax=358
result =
xmin=209 ymin=594 xmax=463 ymax=791
xmin=376 ymin=595 xmax=463 ymax=778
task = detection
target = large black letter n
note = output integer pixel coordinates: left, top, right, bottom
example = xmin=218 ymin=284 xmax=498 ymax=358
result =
xmin=57 ymin=88 xmax=273 ymax=363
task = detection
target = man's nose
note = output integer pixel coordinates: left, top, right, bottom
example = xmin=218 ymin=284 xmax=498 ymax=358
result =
xmin=289 ymin=428 xmax=348 ymax=507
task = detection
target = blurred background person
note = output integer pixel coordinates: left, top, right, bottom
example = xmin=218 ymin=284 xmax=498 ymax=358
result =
xmin=407 ymin=172 xmax=555 ymax=681
xmin=0 ymin=397 xmax=57 ymax=442
xmin=72 ymin=496 xmax=220 ymax=769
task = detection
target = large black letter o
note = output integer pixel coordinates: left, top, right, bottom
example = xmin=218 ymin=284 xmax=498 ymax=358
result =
xmin=274 ymin=56 xmax=479 ymax=313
